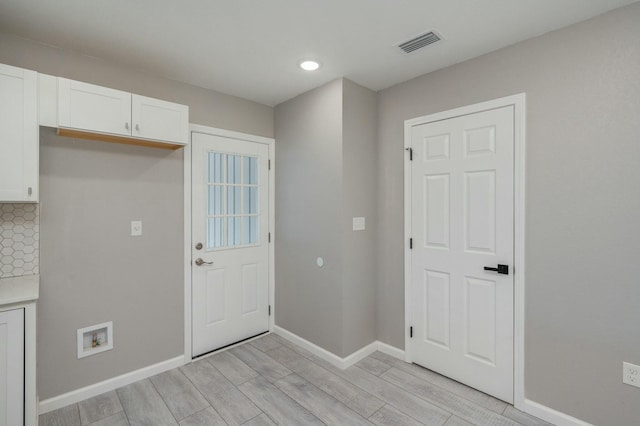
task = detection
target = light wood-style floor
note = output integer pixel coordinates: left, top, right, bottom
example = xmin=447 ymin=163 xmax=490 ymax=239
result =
xmin=40 ymin=333 xmax=552 ymax=426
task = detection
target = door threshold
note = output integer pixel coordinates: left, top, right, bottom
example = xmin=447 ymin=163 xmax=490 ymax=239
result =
xmin=192 ymin=331 xmax=269 ymax=360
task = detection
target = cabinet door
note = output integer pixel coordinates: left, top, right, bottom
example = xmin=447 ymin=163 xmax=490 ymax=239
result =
xmin=132 ymin=94 xmax=189 ymax=145
xmin=58 ymin=78 xmax=132 ymax=137
xmin=0 ymin=309 xmax=24 ymax=426
xmin=0 ymin=64 xmax=38 ymax=202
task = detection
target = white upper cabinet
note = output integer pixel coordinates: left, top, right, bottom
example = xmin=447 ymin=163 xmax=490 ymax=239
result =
xmin=0 ymin=64 xmax=38 ymax=203
xmin=132 ymin=94 xmax=189 ymax=145
xmin=57 ymin=77 xmax=189 ymax=147
xmin=58 ymin=78 xmax=132 ymax=137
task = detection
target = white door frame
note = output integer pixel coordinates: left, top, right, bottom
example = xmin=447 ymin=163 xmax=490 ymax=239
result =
xmin=184 ymin=123 xmax=275 ymax=362
xmin=404 ymin=93 xmax=526 ymax=406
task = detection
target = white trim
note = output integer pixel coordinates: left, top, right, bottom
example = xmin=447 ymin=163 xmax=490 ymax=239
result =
xmin=377 ymin=341 xmax=406 ymax=361
xmin=520 ymin=399 xmax=592 ymax=426
xmin=189 ymin=124 xmax=275 ymax=145
xmin=268 ymin=141 xmax=276 ymax=331
xmin=184 ymin=124 xmax=276 ymax=362
xmin=404 ymin=93 xmax=526 ymax=401
xmin=513 ymin=94 xmax=527 ymax=409
xmin=341 ymin=342 xmax=380 ymax=368
xmin=403 ymin=108 xmax=413 ymax=364
xmin=183 ymin=137 xmax=192 ymax=363
xmin=274 ymin=326 xmax=376 ymax=369
xmin=273 ymin=326 xmax=405 ymax=369
xmin=274 ymin=327 xmax=588 ymax=426
xmin=38 ymin=356 xmax=184 ymax=415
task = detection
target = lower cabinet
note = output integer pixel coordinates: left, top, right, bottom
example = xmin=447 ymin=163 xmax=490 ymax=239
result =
xmin=0 ymin=308 xmax=24 ymax=426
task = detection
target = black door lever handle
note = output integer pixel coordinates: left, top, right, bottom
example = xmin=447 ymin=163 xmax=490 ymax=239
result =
xmin=484 ymin=264 xmax=509 ymax=275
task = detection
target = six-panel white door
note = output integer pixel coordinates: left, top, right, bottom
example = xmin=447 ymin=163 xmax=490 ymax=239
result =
xmin=191 ymin=132 xmax=270 ymax=356
xmin=409 ymin=106 xmax=514 ymax=402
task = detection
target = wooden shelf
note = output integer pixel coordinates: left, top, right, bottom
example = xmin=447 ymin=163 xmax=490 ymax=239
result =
xmin=57 ymin=128 xmax=185 ymax=150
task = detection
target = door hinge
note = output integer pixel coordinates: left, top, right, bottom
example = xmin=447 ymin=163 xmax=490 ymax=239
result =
xmin=406 ymin=147 xmax=413 ymax=161
xmin=410 ymin=326 xmax=413 ymax=338
xmin=409 ymin=238 xmax=413 ymax=249
xmin=268 ymin=305 xmax=271 ymax=316
xmin=268 ymin=159 xmax=271 ymax=170
xmin=268 ymin=232 xmax=271 ymax=243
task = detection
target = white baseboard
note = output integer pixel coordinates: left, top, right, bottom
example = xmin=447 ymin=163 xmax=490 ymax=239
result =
xmin=39 ymin=355 xmax=185 ymax=415
xmin=38 ymin=330 xmax=585 ymax=426
xmin=517 ymin=398 xmax=591 ymax=426
xmin=274 ymin=326 xmax=591 ymax=425
xmin=273 ymin=325 xmax=370 ymax=369
xmin=376 ymin=341 xmax=405 ymax=360
xmin=341 ymin=341 xmax=379 ymax=368
xmin=273 ymin=325 xmax=405 ymax=369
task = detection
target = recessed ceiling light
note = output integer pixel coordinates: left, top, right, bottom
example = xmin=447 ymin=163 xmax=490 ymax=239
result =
xmin=299 ymin=60 xmax=321 ymax=71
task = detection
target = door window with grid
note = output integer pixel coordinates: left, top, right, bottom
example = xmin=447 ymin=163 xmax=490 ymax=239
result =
xmin=207 ymin=152 xmax=259 ymax=249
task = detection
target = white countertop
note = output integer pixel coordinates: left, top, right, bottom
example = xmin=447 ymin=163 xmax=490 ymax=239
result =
xmin=0 ymin=274 xmax=39 ymax=306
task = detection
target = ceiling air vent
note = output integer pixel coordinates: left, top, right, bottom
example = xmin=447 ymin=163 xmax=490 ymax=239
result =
xmin=398 ymin=31 xmax=442 ymax=53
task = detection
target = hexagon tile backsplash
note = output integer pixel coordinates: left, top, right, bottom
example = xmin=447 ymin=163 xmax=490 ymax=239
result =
xmin=0 ymin=204 xmax=39 ymax=279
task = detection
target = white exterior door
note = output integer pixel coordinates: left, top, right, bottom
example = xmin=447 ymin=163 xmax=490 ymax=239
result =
xmin=0 ymin=309 xmax=24 ymax=426
xmin=408 ymin=106 xmax=514 ymax=402
xmin=191 ymin=132 xmax=270 ymax=356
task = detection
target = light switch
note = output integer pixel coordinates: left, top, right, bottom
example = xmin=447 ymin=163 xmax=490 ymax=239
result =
xmin=353 ymin=217 xmax=365 ymax=231
xmin=131 ymin=221 xmax=142 ymax=236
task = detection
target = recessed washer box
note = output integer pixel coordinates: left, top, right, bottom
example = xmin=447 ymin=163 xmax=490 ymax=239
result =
xmin=77 ymin=321 xmax=113 ymax=359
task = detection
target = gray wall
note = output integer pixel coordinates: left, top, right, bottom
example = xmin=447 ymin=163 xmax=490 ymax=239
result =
xmin=39 ymin=129 xmax=183 ymax=399
xmin=0 ymin=33 xmax=273 ymax=137
xmin=342 ymin=80 xmax=377 ymax=355
xmin=0 ymin=34 xmax=274 ymax=399
xmin=275 ymin=79 xmax=345 ymax=356
xmin=2 ymin=5 xmax=637 ymax=421
xmin=275 ymin=79 xmax=378 ymax=357
xmin=376 ymin=3 xmax=640 ymax=425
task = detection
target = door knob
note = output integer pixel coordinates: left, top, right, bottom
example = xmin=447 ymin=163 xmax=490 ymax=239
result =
xmin=195 ymin=242 xmax=203 ymax=250
xmin=484 ymin=264 xmax=509 ymax=275
xmin=195 ymin=258 xmax=213 ymax=266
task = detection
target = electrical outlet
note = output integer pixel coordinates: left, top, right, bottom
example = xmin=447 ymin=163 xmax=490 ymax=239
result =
xmin=131 ymin=220 xmax=142 ymax=237
xmin=623 ymin=362 xmax=640 ymax=388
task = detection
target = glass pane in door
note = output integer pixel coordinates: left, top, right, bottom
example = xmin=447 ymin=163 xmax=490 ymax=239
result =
xmin=206 ymin=151 xmax=260 ymax=249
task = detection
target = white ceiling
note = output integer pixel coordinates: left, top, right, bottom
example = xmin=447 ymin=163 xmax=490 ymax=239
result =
xmin=0 ymin=0 xmax=635 ymax=106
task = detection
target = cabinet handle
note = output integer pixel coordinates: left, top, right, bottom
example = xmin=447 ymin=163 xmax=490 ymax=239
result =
xmin=28 ymin=187 xmax=32 ymax=196
xmin=135 ymin=124 xmax=140 ymax=132
xmin=125 ymin=122 xmax=129 ymax=130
